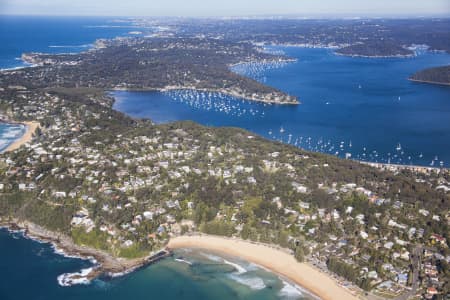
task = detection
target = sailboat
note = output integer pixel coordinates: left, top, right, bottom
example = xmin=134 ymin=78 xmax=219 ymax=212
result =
xmin=396 ymin=143 xmax=402 ymax=151
xmin=280 ymin=127 xmax=285 ymax=133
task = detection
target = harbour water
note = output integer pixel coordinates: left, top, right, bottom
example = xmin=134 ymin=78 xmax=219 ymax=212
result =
xmin=113 ymin=46 xmax=450 ymax=167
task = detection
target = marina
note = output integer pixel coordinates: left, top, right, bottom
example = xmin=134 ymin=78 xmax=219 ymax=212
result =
xmin=114 ymin=44 xmax=450 ymax=168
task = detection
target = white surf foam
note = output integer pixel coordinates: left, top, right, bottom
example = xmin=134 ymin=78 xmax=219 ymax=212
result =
xmin=51 ymin=244 xmax=97 ymax=264
xmin=200 ymin=252 xmax=247 ymax=274
xmin=57 ymin=267 xmax=94 ymax=286
xmin=279 ymin=278 xmax=321 ymax=300
xmin=200 ymin=252 xmax=223 ymax=262
xmin=1 ymin=127 xmax=24 ymax=139
xmin=175 ymin=258 xmax=193 ymax=265
xmin=106 ymin=267 xmax=136 ymax=278
xmin=222 ymin=258 xmax=247 ymax=274
xmin=48 ymin=44 xmax=91 ymax=49
xmin=229 ymin=273 xmax=266 ymax=290
xmin=279 ymin=280 xmax=304 ymax=299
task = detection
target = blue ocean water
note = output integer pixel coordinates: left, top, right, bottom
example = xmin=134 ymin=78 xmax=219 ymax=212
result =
xmin=0 ymin=123 xmax=25 ymax=152
xmin=0 ymin=229 xmax=309 ymax=300
xmin=0 ymin=15 xmax=136 ymax=69
xmin=0 ymin=16 xmax=310 ymax=300
xmin=113 ymin=47 xmax=450 ymax=167
xmin=0 ymin=15 xmax=136 ymax=149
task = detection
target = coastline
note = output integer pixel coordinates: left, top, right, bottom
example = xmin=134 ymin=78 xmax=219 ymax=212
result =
xmin=334 ymin=51 xmax=415 ymax=59
xmin=112 ymin=86 xmax=300 ymax=105
xmin=2 ymin=121 xmax=40 ymax=153
xmin=261 ymin=43 xmax=416 ymax=59
xmin=408 ymin=78 xmax=450 ymax=87
xmin=168 ymin=235 xmax=361 ymax=300
xmin=360 ymin=160 xmax=448 ymax=174
xmin=0 ymin=219 xmax=171 ymax=284
xmin=1 ymin=218 xmax=363 ymax=298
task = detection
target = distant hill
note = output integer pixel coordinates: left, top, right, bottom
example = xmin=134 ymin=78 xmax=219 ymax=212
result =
xmin=410 ymin=65 xmax=450 ymax=86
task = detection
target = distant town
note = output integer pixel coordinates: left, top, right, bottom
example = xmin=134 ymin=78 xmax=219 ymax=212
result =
xmin=0 ymin=17 xmax=449 ymax=299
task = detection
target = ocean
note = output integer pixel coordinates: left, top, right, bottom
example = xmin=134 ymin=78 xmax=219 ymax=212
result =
xmin=0 ymin=16 xmax=313 ymax=300
xmin=0 ymin=229 xmax=310 ymax=300
xmin=0 ymin=123 xmax=25 ymax=152
xmin=0 ymin=15 xmax=134 ymax=150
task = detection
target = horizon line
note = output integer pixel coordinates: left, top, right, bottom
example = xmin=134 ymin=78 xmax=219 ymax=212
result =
xmin=1 ymin=13 xmax=450 ymax=19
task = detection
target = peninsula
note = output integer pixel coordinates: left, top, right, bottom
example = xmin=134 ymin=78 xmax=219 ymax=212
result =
xmin=16 ymin=37 xmax=298 ymax=104
xmin=409 ymin=65 xmax=450 ymax=86
xmin=0 ymin=19 xmax=449 ymax=299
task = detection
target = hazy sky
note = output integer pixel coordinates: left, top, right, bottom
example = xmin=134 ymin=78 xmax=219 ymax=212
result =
xmin=0 ymin=0 xmax=449 ymax=17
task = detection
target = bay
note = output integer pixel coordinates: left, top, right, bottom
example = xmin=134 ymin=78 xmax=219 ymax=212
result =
xmin=0 ymin=229 xmax=310 ymax=300
xmin=113 ymin=46 xmax=450 ymax=167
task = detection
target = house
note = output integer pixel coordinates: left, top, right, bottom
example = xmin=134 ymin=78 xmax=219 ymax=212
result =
xmin=368 ymin=271 xmax=378 ymax=279
xmin=299 ymin=201 xmax=310 ymax=209
xmin=400 ymin=251 xmax=410 ymax=261
xmin=143 ymin=211 xmax=154 ymax=220
xmin=123 ymin=240 xmax=134 ymax=247
xmin=292 ymin=182 xmax=308 ymax=193
xmin=397 ymin=273 xmax=408 ymax=285
xmin=384 ymin=241 xmax=394 ymax=249
xmin=53 ymin=191 xmax=67 ymax=198
xmin=430 ymin=234 xmax=447 ymax=246
xmin=247 ymin=177 xmax=256 ymax=184
xmin=345 ymin=206 xmax=353 ymax=214
xmin=426 ymin=287 xmax=438 ymax=295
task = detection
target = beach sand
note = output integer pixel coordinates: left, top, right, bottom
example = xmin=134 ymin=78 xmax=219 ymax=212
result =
xmin=168 ymin=235 xmax=360 ymax=300
xmin=3 ymin=121 xmax=39 ymax=152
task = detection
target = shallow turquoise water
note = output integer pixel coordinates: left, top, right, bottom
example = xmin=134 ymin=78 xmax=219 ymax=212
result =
xmin=0 ymin=229 xmax=311 ymax=300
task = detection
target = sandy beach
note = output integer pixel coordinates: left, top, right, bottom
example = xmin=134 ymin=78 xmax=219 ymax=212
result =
xmin=3 ymin=121 xmax=40 ymax=152
xmin=168 ymin=235 xmax=360 ymax=300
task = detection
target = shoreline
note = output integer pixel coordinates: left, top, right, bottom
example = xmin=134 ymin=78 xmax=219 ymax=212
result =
xmin=0 ymin=220 xmax=171 ymax=285
xmin=168 ymin=235 xmax=361 ymax=300
xmin=2 ymin=121 xmax=40 ymax=153
xmin=359 ymin=160 xmax=448 ymax=173
xmin=112 ymin=86 xmax=300 ymax=105
xmin=408 ymin=78 xmax=450 ymax=87
xmin=262 ymin=43 xmax=417 ymax=59
xmin=334 ymin=51 xmax=415 ymax=59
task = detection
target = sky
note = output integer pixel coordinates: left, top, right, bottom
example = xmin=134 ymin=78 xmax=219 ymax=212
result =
xmin=0 ymin=0 xmax=449 ymax=17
